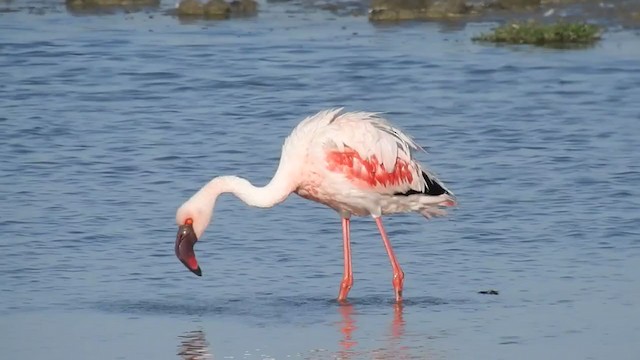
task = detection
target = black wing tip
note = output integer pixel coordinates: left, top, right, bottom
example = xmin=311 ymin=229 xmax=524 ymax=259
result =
xmin=395 ymin=171 xmax=450 ymax=197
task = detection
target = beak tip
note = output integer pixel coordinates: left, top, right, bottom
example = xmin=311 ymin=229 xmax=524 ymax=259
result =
xmin=192 ymin=266 xmax=202 ymax=276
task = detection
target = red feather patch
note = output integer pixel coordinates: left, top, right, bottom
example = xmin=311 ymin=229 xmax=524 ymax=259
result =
xmin=326 ymin=148 xmax=413 ymax=188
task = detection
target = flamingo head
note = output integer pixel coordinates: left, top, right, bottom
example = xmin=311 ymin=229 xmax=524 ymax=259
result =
xmin=175 ymin=201 xmax=212 ymax=277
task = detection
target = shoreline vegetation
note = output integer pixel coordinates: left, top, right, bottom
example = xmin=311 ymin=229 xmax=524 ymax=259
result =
xmin=2 ymin=0 xmax=639 ymax=47
xmin=472 ymin=21 xmax=603 ymax=47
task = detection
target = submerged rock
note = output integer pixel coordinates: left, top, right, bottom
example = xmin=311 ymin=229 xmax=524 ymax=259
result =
xmin=204 ymin=0 xmax=230 ymax=18
xmin=492 ymin=0 xmax=540 ymax=10
xmin=619 ymin=8 xmax=640 ymax=28
xmin=369 ymin=0 xmax=471 ymax=21
xmin=66 ymin=0 xmax=159 ymax=4
xmin=229 ymin=0 xmax=258 ymax=14
xmin=176 ymin=0 xmax=204 ymax=15
xmin=175 ymin=0 xmax=256 ymax=18
xmin=539 ymin=0 xmax=582 ymax=4
xmin=65 ymin=0 xmax=159 ymax=13
xmin=425 ymin=0 xmax=470 ymax=17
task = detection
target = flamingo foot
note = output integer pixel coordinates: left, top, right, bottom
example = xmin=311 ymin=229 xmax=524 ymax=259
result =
xmin=392 ymin=271 xmax=405 ymax=302
xmin=338 ymin=276 xmax=354 ymax=302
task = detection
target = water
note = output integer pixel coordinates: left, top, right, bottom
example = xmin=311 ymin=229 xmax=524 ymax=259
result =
xmin=1 ymin=2 xmax=640 ymax=359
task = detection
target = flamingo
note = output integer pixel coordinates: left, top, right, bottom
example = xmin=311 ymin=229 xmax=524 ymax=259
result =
xmin=175 ymin=108 xmax=456 ymax=302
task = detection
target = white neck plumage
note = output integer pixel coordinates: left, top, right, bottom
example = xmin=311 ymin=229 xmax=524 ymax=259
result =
xmin=176 ymin=160 xmax=297 ymax=238
xmin=203 ymin=172 xmax=294 ymax=209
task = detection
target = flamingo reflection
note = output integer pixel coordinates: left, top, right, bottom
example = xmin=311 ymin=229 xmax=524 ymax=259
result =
xmin=177 ymin=330 xmax=213 ymax=360
xmin=338 ymin=302 xmax=358 ymax=353
xmin=391 ymin=302 xmax=405 ymax=339
xmin=336 ymin=301 xmax=408 ymax=359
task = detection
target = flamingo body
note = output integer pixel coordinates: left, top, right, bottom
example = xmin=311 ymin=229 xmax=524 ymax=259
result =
xmin=288 ymin=108 xmax=454 ymax=217
xmin=174 ymin=108 xmax=455 ymax=302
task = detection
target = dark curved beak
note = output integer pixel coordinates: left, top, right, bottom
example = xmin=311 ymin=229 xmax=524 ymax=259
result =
xmin=175 ymin=224 xmax=202 ymax=276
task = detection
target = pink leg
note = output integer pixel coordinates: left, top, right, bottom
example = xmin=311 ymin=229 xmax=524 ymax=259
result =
xmin=337 ymin=217 xmax=353 ymax=302
xmin=375 ymin=217 xmax=405 ymax=302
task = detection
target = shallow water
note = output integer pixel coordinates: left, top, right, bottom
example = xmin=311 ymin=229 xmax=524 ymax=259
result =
xmin=1 ymin=2 xmax=640 ymax=359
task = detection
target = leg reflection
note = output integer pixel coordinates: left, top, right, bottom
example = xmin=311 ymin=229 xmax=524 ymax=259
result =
xmin=378 ymin=302 xmax=409 ymax=360
xmin=338 ymin=301 xmax=358 ymax=355
xmin=337 ymin=301 xmax=408 ymax=359
xmin=177 ymin=329 xmax=213 ymax=360
xmin=391 ymin=302 xmax=405 ymax=339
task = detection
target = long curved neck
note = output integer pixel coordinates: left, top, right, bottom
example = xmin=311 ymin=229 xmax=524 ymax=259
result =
xmin=191 ymin=159 xmax=298 ymax=215
xmin=206 ymin=172 xmax=294 ymax=209
xmin=178 ymin=145 xmax=302 ymax=238
xmin=178 ymin=165 xmax=297 ymax=238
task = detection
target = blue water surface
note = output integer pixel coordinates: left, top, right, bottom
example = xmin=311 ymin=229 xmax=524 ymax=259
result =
xmin=1 ymin=2 xmax=639 ymax=359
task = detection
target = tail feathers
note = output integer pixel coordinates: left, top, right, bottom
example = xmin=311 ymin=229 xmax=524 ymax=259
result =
xmin=420 ymin=207 xmax=448 ymax=219
xmin=420 ymin=194 xmax=457 ymax=219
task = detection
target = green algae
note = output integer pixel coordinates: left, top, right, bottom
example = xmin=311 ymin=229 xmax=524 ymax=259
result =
xmin=473 ymin=21 xmax=602 ymax=47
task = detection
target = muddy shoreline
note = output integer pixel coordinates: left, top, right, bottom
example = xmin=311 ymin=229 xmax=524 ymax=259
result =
xmin=1 ymin=0 xmax=639 ymax=29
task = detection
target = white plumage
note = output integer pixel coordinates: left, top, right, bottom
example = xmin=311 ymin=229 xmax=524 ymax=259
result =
xmin=284 ymin=108 xmax=455 ymax=217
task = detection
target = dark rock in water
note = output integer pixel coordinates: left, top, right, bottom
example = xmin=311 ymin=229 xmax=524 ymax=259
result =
xmin=229 ymin=0 xmax=257 ymax=15
xmin=177 ymin=0 xmax=204 ymax=16
xmin=425 ymin=0 xmax=470 ymax=17
xmin=175 ymin=0 xmax=256 ymax=19
xmin=66 ymin=0 xmax=159 ymax=4
xmin=369 ymin=0 xmax=472 ymax=21
xmin=617 ymin=5 xmax=640 ymax=29
xmin=65 ymin=0 xmax=160 ymax=13
xmin=204 ymin=0 xmax=230 ymax=18
xmin=492 ymin=0 xmax=540 ymax=10
xmin=478 ymin=289 xmax=499 ymax=295
xmin=372 ymin=0 xmax=431 ymax=10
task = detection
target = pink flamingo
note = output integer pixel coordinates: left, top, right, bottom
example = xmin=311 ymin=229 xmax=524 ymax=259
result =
xmin=175 ymin=108 xmax=456 ymax=302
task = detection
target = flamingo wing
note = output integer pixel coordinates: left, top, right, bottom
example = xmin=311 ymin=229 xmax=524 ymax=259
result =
xmin=295 ymin=109 xmax=452 ymax=198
